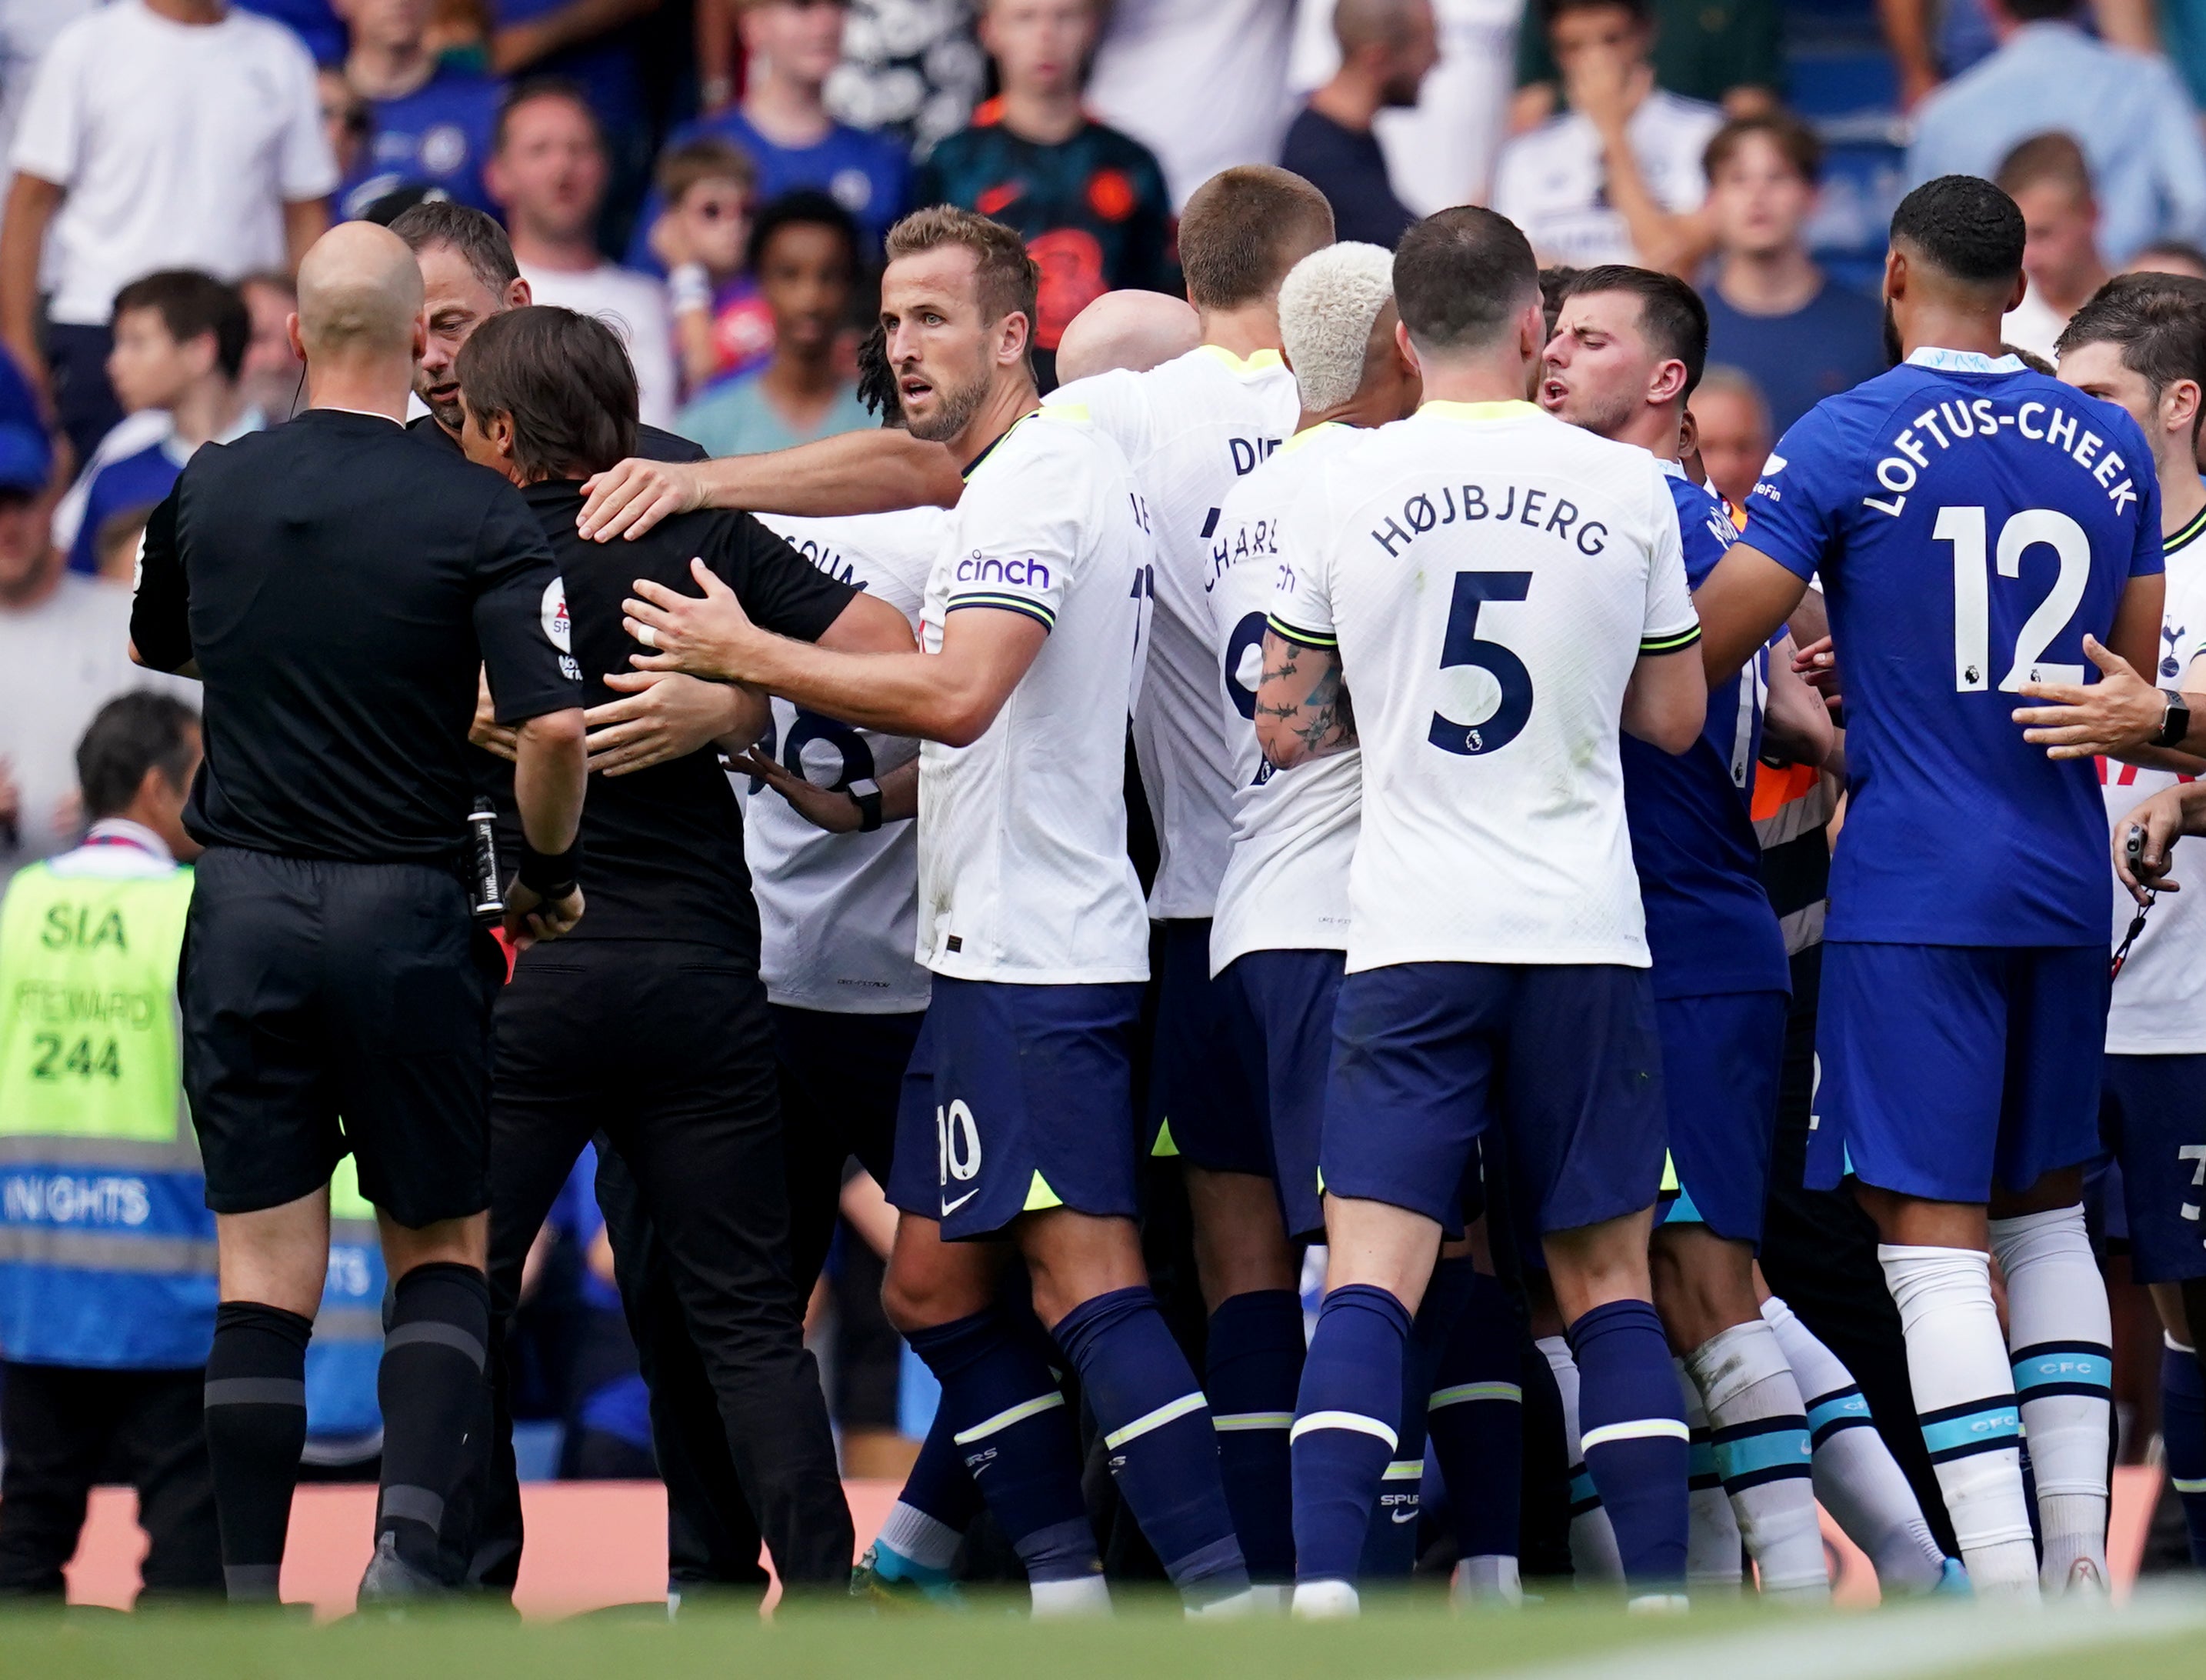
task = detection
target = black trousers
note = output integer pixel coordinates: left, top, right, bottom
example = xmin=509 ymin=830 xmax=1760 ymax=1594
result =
xmin=0 ymin=1362 xmax=222 ymax=1597
xmin=468 ymin=942 xmax=852 ymax=1592
xmin=1756 ymin=943 xmax=1961 ymax=1557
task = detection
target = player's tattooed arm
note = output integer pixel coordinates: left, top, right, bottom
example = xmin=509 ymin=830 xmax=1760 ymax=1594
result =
xmin=1255 ymin=629 xmax=1356 ymax=770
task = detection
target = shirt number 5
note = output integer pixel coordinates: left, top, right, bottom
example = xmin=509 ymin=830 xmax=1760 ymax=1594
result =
xmin=1428 ymin=572 xmax=1534 ymax=757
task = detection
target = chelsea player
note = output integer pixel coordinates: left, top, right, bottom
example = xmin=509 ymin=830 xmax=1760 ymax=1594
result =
xmin=1694 ymin=176 xmax=2166 ymax=1599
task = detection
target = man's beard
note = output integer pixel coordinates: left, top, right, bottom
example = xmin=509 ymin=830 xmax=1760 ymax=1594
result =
xmin=1881 ymin=298 xmax=1903 ymax=369
xmin=419 ymin=376 xmax=462 ymax=432
xmin=902 ymin=365 xmax=992 ymax=444
xmin=1562 ymin=382 xmax=1638 ymax=439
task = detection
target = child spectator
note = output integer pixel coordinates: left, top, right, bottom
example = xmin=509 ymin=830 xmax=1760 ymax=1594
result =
xmin=677 ymin=189 xmax=872 ymax=455
xmin=65 ymin=272 xmax=260 ymax=578
xmin=920 ymin=0 xmax=1175 ymax=388
xmin=652 ymin=136 xmax=777 ymax=397
xmin=335 ymin=0 xmax=505 ymax=217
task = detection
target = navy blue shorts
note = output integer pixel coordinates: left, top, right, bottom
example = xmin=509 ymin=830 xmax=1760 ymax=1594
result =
xmin=2098 ymin=1053 xmax=2206 ymax=1284
xmin=1651 ymin=990 xmax=1787 ymax=1245
xmin=1148 ymin=918 xmax=1271 ymax=1178
xmin=1220 ymin=948 xmax=1345 ymax=1242
xmin=1809 ymin=942 xmax=2108 ymax=1202
xmin=1321 ymin=962 xmax=1666 ymax=1235
xmin=885 ymin=977 xmax=1146 ymax=1241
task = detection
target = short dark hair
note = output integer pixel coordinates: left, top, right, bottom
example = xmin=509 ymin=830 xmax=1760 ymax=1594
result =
xmin=1544 ymin=0 xmax=1651 ymax=30
xmin=110 ymin=271 xmax=249 ymax=382
xmin=455 ymin=306 xmax=637 ymax=480
xmin=1178 ymin=165 xmax=1337 ymax=310
xmin=492 ymin=77 xmax=601 ymax=159
xmin=2057 ymin=272 xmax=2206 ymax=442
xmin=1538 ymin=265 xmax=1581 ymax=341
xmin=77 ymin=691 xmax=199 ymax=821
xmin=1394 ymin=206 xmax=1539 ymax=352
xmin=1704 ymin=111 xmax=1823 ymax=187
xmin=855 ymin=322 xmax=901 ymax=425
xmin=748 ymin=188 xmax=864 ymax=282
xmin=655 ymin=133 xmax=758 ymax=205
xmin=1565 ymin=264 xmax=1710 ymax=396
xmin=1890 ymin=175 xmax=2024 ymax=288
xmin=390 ymin=199 xmax=522 ymax=293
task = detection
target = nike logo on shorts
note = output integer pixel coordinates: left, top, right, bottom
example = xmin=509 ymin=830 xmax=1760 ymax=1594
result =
xmin=941 ymin=1189 xmax=980 ymax=1215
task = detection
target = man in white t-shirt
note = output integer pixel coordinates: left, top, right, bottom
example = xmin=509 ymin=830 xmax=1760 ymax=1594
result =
xmin=2064 ymin=274 xmax=2206 ymax=1565
xmin=0 ymin=0 xmax=334 ymax=465
xmin=621 ymin=205 xmax=1254 ymax=1616
xmin=1489 ymin=0 xmax=1720 ymax=272
xmin=487 ymin=81 xmax=678 ymax=431
xmin=1257 ymin=206 xmax=1704 ymax=1616
xmin=1083 ymin=0 xmax=1298 ymax=208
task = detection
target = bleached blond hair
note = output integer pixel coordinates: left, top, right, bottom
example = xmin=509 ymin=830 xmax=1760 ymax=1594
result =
xmin=1278 ymin=242 xmax=1397 ymax=412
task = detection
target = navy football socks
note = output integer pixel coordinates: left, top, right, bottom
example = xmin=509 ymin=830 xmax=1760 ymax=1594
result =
xmin=1052 ymin=1285 xmax=1251 ymax=1605
xmin=1427 ymin=1270 xmax=1525 ymax=1579
xmin=1205 ymin=1288 xmax=1304 ymax=1582
xmin=1567 ymin=1298 xmax=1689 ymax=1596
xmin=1291 ymin=1282 xmax=1412 ymax=1588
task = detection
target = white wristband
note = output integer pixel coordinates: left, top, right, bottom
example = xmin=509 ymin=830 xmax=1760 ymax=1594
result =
xmin=668 ymin=262 xmax=713 ymax=315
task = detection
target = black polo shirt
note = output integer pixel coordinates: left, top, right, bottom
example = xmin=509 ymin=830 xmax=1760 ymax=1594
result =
xmin=131 ymin=407 xmax=581 ymax=865
xmin=406 ymin=414 xmax=709 ymax=466
xmin=487 ymin=483 xmax=857 ymax=955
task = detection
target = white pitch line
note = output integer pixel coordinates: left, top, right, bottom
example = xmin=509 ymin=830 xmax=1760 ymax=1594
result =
xmin=1450 ymin=1586 xmax=2206 ymax=1680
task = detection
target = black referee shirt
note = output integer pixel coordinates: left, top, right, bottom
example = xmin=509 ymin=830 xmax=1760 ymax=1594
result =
xmin=486 ymin=484 xmax=857 ymax=955
xmin=406 ymin=414 xmax=708 ymax=467
xmin=131 ymin=408 xmax=581 ymax=865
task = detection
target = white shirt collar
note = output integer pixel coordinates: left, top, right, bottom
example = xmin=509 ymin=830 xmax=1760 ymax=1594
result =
xmin=83 ymin=818 xmax=173 ymax=862
xmin=1906 ymin=346 xmax=2026 ymax=375
xmin=1654 ymin=456 xmax=1687 ymax=478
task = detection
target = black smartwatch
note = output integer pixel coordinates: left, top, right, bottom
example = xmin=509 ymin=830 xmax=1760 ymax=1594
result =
xmin=2157 ymin=689 xmax=2193 ymax=750
xmin=848 ymin=778 xmax=884 ymax=833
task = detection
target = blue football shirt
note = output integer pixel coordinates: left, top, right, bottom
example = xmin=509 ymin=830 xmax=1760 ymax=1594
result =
xmin=341 ymin=65 xmax=502 ymax=217
xmin=68 ymin=438 xmax=186 ymax=576
xmin=1744 ymin=348 xmax=2165 ymax=946
xmin=1623 ymin=467 xmax=1790 ymax=998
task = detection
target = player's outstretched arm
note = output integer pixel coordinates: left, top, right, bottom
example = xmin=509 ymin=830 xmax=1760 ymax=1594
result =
xmin=1254 ymin=629 xmax=1355 ymax=771
xmin=1693 ymin=540 xmax=1811 ymax=686
xmin=2013 ymin=574 xmax=2178 ymax=758
xmin=1621 ymin=643 xmax=1705 ymax=754
xmin=577 ymin=431 xmax=966 ymax=542
xmin=1761 ymin=635 xmax=1836 ymax=768
xmin=623 ymin=558 xmax=1044 ymax=746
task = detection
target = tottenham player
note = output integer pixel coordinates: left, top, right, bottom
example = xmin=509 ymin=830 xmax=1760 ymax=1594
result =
xmin=618 ymin=207 xmax=1252 ymax=1613
xmin=1541 ymin=266 xmax=1829 ymax=1601
xmin=1694 ymin=176 xmax=2166 ymax=1598
xmin=1049 ymin=166 xmax=1335 ymax=1582
xmin=1259 ymin=207 xmax=1707 ymax=1616
xmin=2057 ymin=273 xmax=2206 ymax=1563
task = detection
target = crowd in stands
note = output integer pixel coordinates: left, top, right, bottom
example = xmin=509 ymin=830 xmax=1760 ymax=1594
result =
xmin=11 ymin=0 xmax=2206 ymax=1482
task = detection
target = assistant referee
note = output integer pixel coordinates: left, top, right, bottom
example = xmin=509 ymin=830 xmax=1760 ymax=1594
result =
xmin=128 ymin=222 xmax=588 ymax=1604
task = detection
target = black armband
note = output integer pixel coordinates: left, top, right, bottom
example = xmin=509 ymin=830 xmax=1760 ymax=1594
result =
xmin=517 ymin=838 xmax=582 ymax=898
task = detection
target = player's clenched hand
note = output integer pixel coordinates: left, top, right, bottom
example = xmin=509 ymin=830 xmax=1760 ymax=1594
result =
xmin=2112 ymin=785 xmax=2190 ymax=904
xmin=624 ymin=558 xmax=761 ymax=682
xmin=502 ymin=880 xmax=585 ymax=951
xmin=578 ymin=458 xmax=703 ymax=542
xmin=727 ymin=748 xmax=864 ymax=833
xmin=586 ymin=670 xmax=745 ymax=776
xmin=2012 ymin=636 xmax=2163 ymax=758
xmin=469 ymin=666 xmax=520 ymax=762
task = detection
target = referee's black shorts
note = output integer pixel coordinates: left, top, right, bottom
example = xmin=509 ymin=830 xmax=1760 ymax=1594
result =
xmin=180 ymin=845 xmax=505 ymax=1227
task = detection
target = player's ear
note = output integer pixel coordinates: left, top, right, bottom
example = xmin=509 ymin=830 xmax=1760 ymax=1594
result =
xmin=1649 ymin=356 xmax=1688 ymax=406
xmin=2169 ymin=378 xmax=2202 ymax=442
xmin=2004 ymin=271 xmax=2028 ymax=315
xmin=1882 ymin=246 xmax=1905 ymax=305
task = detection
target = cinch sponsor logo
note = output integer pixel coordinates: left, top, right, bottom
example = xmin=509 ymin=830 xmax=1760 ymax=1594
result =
xmin=955 ymin=553 xmax=1051 ymax=588
xmin=2 ymin=1172 xmax=151 ymax=1226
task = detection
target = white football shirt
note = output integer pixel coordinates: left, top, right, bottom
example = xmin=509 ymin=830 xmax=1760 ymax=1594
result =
xmin=1208 ymin=422 xmax=1363 ymax=974
xmin=1271 ymin=400 xmax=1698 ymax=972
xmin=2105 ymin=507 xmax=2206 ymax=1052
xmin=1053 ymin=344 xmax=1301 ymax=921
xmin=745 ymin=508 xmax=945 ymax=1015
xmin=915 ymin=406 xmax=1155 ymax=984
xmin=1488 ymin=90 xmax=1724 ymax=269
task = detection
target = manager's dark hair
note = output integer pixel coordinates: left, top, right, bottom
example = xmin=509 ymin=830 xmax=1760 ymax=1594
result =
xmin=389 ymin=199 xmax=522 ymax=294
xmin=111 ymin=270 xmax=249 ymax=382
xmin=2058 ymin=272 xmax=2206 ymax=442
xmin=455 ymin=306 xmax=637 ymax=481
xmin=78 ymin=691 xmax=199 ymax=821
xmin=1890 ymin=175 xmax=2025 ymax=288
xmin=1395 ymin=206 xmax=1540 ymax=353
xmin=1566 ymin=264 xmax=1710 ymax=396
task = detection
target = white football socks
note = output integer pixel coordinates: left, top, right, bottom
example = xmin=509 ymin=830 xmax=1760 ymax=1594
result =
xmin=1535 ymin=1335 xmax=1624 ymax=1584
xmin=1989 ymin=1205 xmax=2112 ymax=1595
xmin=1758 ymin=1295 xmax=1945 ymax=1594
xmin=1676 ymin=1358 xmax=1741 ymax=1595
xmin=1878 ymin=1244 xmax=2038 ymax=1600
xmin=1684 ymin=1321 xmax=1830 ymax=1601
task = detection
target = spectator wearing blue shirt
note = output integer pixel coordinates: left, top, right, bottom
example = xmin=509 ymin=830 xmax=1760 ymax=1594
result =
xmin=547 ymin=1147 xmax=657 ymax=1478
xmin=68 ymin=272 xmax=261 ymax=577
xmin=334 ymin=0 xmax=504 ymax=217
xmin=1698 ymin=112 xmax=1885 ymax=434
xmin=629 ymin=0 xmax=910 ymax=270
xmin=1906 ymin=0 xmax=2206 ymax=265
xmin=236 ymin=0 xmax=348 ymax=62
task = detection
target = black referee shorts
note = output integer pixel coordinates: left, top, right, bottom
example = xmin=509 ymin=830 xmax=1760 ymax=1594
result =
xmin=181 ymin=845 xmax=504 ymax=1227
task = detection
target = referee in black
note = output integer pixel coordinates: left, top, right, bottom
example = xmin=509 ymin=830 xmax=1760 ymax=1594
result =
xmin=128 ymin=222 xmax=589 ymax=1604
xmin=451 ymin=304 xmax=913 ymax=1595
